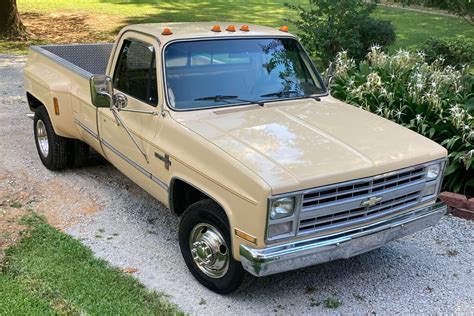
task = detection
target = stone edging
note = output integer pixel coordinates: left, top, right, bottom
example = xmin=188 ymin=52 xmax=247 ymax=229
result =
xmin=439 ymin=192 xmax=474 ymax=221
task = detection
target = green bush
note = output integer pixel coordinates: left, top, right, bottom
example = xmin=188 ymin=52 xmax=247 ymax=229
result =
xmin=360 ymin=18 xmax=397 ymax=57
xmin=286 ymin=0 xmax=396 ymax=67
xmin=330 ymin=47 xmax=474 ymax=195
xmin=421 ymin=37 xmax=474 ymax=67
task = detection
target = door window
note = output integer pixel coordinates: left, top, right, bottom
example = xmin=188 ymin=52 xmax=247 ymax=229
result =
xmin=113 ymin=40 xmax=158 ymax=106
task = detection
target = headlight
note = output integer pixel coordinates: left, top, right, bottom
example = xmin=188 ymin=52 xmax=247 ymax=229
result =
xmin=426 ymin=163 xmax=441 ymax=180
xmin=270 ymin=197 xmax=295 ymax=220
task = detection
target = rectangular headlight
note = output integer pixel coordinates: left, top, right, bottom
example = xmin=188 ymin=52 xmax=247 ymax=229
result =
xmin=426 ymin=163 xmax=441 ymax=181
xmin=270 ymin=197 xmax=295 ymax=220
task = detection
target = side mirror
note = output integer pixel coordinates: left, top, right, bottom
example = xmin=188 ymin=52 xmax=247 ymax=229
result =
xmin=323 ymin=62 xmax=334 ymax=90
xmin=90 ymin=75 xmax=113 ymax=108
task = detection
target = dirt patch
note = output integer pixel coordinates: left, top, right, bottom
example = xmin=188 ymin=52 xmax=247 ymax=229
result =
xmin=0 ymin=204 xmax=27 ymax=264
xmin=0 ymin=11 xmax=124 ymax=54
xmin=21 ymin=12 xmax=121 ymax=44
xmin=0 ymin=169 xmax=104 ymax=260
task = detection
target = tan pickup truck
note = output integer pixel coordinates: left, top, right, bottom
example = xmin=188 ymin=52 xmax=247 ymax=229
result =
xmin=24 ymin=22 xmax=448 ymax=294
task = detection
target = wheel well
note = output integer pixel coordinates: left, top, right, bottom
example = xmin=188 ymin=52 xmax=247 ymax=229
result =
xmin=26 ymin=93 xmax=44 ymax=111
xmin=170 ymin=179 xmax=213 ymax=215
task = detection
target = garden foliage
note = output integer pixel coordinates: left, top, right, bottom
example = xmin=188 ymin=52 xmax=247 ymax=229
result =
xmin=421 ymin=37 xmax=474 ymax=67
xmin=330 ymin=47 xmax=474 ymax=195
xmin=287 ymin=0 xmax=396 ymax=67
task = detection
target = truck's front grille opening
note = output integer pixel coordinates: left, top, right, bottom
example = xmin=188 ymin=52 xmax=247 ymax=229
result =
xmin=302 ymin=167 xmax=424 ymax=209
xmin=297 ymin=166 xmax=426 ymax=236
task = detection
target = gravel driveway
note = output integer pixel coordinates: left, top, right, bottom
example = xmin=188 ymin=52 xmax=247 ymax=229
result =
xmin=1 ymin=55 xmax=473 ymax=314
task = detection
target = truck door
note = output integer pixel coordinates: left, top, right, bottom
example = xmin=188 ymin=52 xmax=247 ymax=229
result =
xmin=98 ymin=37 xmax=166 ymax=194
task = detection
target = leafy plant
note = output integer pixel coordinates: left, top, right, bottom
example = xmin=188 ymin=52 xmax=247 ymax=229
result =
xmin=286 ymin=0 xmax=396 ymax=67
xmin=330 ymin=47 xmax=474 ymax=195
xmin=322 ymin=298 xmax=343 ymax=309
xmin=421 ymin=37 xmax=474 ymax=67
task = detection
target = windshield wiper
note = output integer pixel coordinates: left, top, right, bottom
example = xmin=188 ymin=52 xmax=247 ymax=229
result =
xmin=194 ymin=95 xmax=264 ymax=106
xmin=261 ymin=90 xmax=322 ymax=102
xmin=260 ymin=90 xmax=301 ymax=98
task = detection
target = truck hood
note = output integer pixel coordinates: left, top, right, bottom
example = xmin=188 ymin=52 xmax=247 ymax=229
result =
xmin=174 ymin=96 xmax=446 ymax=194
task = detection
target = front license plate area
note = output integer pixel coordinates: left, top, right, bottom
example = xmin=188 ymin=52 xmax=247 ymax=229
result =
xmin=347 ymin=231 xmax=387 ymax=257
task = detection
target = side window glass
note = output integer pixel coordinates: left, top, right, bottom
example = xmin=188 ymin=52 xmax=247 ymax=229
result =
xmin=113 ymin=40 xmax=158 ymax=106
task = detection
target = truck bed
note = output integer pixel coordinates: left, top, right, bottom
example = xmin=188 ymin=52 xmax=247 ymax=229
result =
xmin=30 ymin=43 xmax=114 ymax=78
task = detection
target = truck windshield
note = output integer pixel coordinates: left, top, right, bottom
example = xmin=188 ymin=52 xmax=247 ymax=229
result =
xmin=164 ymin=38 xmax=326 ymax=110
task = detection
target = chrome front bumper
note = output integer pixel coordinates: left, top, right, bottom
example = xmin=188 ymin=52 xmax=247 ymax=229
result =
xmin=240 ymin=202 xmax=447 ymax=277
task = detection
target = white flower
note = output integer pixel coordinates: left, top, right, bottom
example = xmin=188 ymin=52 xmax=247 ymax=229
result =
xmin=416 ymin=114 xmax=423 ymax=123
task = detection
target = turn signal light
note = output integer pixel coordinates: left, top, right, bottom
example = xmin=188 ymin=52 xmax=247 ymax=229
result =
xmin=53 ymin=97 xmax=60 ymax=115
xmin=240 ymin=24 xmax=249 ymax=32
xmin=279 ymin=25 xmax=289 ymax=32
xmin=161 ymin=27 xmax=172 ymax=35
xmin=226 ymin=25 xmax=236 ymax=32
xmin=234 ymin=228 xmax=257 ymax=244
xmin=211 ymin=25 xmax=221 ymax=32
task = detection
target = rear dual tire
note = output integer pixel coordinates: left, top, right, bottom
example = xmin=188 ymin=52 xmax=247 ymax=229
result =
xmin=34 ymin=106 xmax=89 ymax=170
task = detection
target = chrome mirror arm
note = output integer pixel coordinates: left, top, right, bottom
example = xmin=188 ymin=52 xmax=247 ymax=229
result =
xmin=117 ymin=108 xmax=159 ymax=115
xmin=110 ymin=108 xmax=149 ymax=163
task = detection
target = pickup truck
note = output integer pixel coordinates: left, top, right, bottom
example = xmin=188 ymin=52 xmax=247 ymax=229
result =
xmin=24 ymin=22 xmax=448 ymax=294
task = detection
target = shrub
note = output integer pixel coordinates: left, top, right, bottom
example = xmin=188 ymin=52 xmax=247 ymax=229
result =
xmin=421 ymin=37 xmax=474 ymax=67
xmin=330 ymin=47 xmax=474 ymax=195
xmin=286 ymin=0 xmax=396 ymax=67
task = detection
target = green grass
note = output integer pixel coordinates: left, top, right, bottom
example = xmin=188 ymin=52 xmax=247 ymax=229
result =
xmin=5 ymin=0 xmax=470 ymax=55
xmin=0 ymin=214 xmax=182 ymax=315
xmin=374 ymin=6 xmax=474 ymax=52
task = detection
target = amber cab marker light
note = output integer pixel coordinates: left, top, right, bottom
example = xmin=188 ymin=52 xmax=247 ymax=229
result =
xmin=226 ymin=25 xmax=236 ymax=32
xmin=53 ymin=97 xmax=60 ymax=115
xmin=161 ymin=27 xmax=172 ymax=35
xmin=240 ymin=24 xmax=250 ymax=32
xmin=279 ymin=25 xmax=289 ymax=32
xmin=211 ymin=25 xmax=222 ymax=32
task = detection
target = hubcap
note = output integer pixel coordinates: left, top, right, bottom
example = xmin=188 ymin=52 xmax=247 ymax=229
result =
xmin=189 ymin=223 xmax=229 ymax=278
xmin=36 ymin=119 xmax=49 ymax=157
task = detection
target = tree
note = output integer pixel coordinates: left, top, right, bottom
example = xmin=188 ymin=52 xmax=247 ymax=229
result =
xmin=287 ymin=0 xmax=396 ymax=67
xmin=0 ymin=0 xmax=27 ymax=39
xmin=393 ymin=0 xmax=473 ymax=25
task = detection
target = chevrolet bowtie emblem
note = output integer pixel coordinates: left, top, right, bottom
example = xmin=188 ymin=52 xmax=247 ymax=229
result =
xmin=361 ymin=196 xmax=382 ymax=207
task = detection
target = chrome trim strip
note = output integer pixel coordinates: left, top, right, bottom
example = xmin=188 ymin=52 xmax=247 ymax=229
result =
xmin=241 ymin=202 xmax=447 ymax=277
xmin=74 ymin=118 xmax=168 ymax=191
xmin=100 ymin=137 xmax=168 ymax=191
xmin=74 ymin=118 xmax=98 ymax=139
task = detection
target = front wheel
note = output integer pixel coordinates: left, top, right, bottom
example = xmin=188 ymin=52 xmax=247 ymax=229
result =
xmin=179 ymin=199 xmax=244 ymax=294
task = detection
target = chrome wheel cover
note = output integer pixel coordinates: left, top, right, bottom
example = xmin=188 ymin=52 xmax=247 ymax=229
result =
xmin=189 ymin=223 xmax=229 ymax=278
xmin=36 ymin=119 xmax=49 ymax=158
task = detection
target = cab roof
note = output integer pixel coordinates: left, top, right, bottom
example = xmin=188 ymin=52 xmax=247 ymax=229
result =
xmin=120 ymin=22 xmax=296 ymax=44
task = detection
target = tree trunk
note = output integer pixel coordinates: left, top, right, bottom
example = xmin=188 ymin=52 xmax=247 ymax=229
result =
xmin=0 ymin=0 xmax=27 ymax=39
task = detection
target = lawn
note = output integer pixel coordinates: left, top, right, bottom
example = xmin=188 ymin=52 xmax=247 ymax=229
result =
xmin=0 ymin=213 xmax=182 ymax=315
xmin=0 ymin=0 xmax=472 ymax=54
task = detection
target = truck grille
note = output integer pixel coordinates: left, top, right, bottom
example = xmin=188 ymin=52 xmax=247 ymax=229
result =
xmin=297 ymin=166 xmax=426 ymax=236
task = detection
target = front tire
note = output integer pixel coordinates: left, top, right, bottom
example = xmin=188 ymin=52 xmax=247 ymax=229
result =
xmin=33 ymin=106 xmax=69 ymax=170
xmin=179 ymin=199 xmax=244 ymax=294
